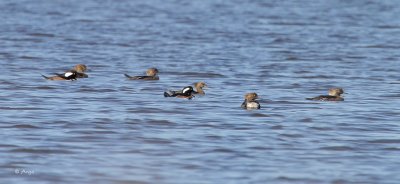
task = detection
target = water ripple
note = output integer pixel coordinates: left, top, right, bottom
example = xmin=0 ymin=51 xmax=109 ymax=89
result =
xmin=1 ymin=0 xmax=399 ymax=183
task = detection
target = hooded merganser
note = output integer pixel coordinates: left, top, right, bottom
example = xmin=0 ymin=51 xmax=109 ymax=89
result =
xmin=73 ymin=64 xmax=88 ymax=78
xmin=164 ymin=86 xmax=194 ymax=99
xmin=124 ymin=68 xmax=159 ymax=80
xmin=41 ymin=64 xmax=87 ymax=80
xmin=241 ymin=93 xmax=261 ymax=109
xmin=193 ymin=82 xmax=207 ymax=95
xmin=41 ymin=70 xmax=78 ymax=81
xmin=306 ymin=88 xmax=344 ymax=101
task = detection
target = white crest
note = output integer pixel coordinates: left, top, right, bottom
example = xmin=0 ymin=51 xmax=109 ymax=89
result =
xmin=64 ymin=72 xmax=73 ymax=77
xmin=182 ymin=87 xmax=191 ymax=94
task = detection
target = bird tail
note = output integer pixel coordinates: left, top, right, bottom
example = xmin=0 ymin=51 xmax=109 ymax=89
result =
xmin=164 ymin=90 xmax=176 ymax=97
xmin=41 ymin=74 xmax=50 ymax=79
xmin=124 ymin=74 xmax=132 ymax=78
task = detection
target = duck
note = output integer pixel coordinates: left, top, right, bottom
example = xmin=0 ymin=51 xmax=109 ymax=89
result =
xmin=41 ymin=64 xmax=88 ymax=80
xmin=241 ymin=93 xmax=261 ymax=109
xmin=193 ymin=81 xmax=207 ymax=95
xmin=124 ymin=68 xmax=159 ymax=80
xmin=41 ymin=70 xmax=78 ymax=81
xmin=306 ymin=88 xmax=344 ymax=101
xmin=164 ymin=86 xmax=195 ymax=99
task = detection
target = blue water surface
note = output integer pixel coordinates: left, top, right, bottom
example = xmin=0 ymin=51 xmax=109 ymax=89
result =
xmin=1 ymin=0 xmax=400 ymax=183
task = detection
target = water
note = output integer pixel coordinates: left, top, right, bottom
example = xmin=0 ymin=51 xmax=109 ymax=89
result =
xmin=1 ymin=0 xmax=400 ymax=183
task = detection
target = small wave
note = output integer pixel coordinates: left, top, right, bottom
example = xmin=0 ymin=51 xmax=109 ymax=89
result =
xmin=210 ymin=148 xmax=235 ymax=153
xmin=270 ymin=125 xmax=284 ymax=130
xmin=145 ymin=119 xmax=177 ymax=126
xmin=9 ymin=124 xmax=39 ymax=129
xmin=301 ymin=75 xmax=335 ymax=79
xmin=368 ymin=139 xmax=400 ymax=144
xmin=272 ymin=37 xmax=292 ymax=43
xmin=0 ymin=144 xmax=18 ymax=148
xmin=362 ymin=45 xmax=400 ymax=49
xmin=248 ymin=146 xmax=272 ymax=150
xmin=0 ymin=107 xmax=47 ymax=110
xmin=270 ymin=22 xmax=321 ymax=26
xmin=109 ymin=179 xmax=149 ymax=184
xmin=309 ymin=126 xmax=333 ymax=131
xmin=383 ymin=147 xmax=400 ymax=151
xmin=279 ymin=133 xmax=304 ymax=138
xmin=77 ymin=88 xmax=118 ymax=93
xmin=276 ymin=176 xmax=322 ymax=183
xmin=28 ymin=33 xmax=55 ymax=37
xmin=300 ymin=118 xmax=313 ymax=123
xmin=182 ymin=164 xmax=201 ymax=170
xmin=19 ymin=55 xmax=41 ymax=60
xmin=127 ymin=108 xmax=163 ymax=114
xmin=320 ymin=146 xmax=354 ymax=151
xmin=285 ymin=56 xmax=299 ymax=60
xmin=250 ymin=113 xmax=270 ymax=117
xmin=68 ymin=130 xmax=117 ymax=135
xmin=166 ymin=72 xmax=225 ymax=78
xmin=143 ymin=138 xmax=173 ymax=144
xmin=205 ymin=135 xmax=223 ymax=140
xmin=10 ymin=148 xmax=74 ymax=154
xmin=36 ymin=86 xmax=56 ymax=90
xmin=75 ymin=19 xmax=96 ymax=23
xmin=380 ymin=94 xmax=400 ymax=97
xmin=374 ymin=25 xmax=400 ymax=29
xmin=0 ymin=80 xmax=15 ymax=85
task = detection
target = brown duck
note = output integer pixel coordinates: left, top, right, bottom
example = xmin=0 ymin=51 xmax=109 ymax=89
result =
xmin=41 ymin=64 xmax=87 ymax=80
xmin=306 ymin=88 xmax=344 ymax=101
xmin=41 ymin=70 xmax=78 ymax=81
xmin=124 ymin=68 xmax=159 ymax=80
xmin=241 ymin=93 xmax=261 ymax=109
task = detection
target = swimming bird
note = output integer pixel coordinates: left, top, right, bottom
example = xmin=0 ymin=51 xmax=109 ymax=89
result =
xmin=164 ymin=86 xmax=195 ymax=99
xmin=241 ymin=93 xmax=261 ymax=109
xmin=41 ymin=64 xmax=88 ymax=80
xmin=41 ymin=70 xmax=78 ymax=81
xmin=124 ymin=68 xmax=159 ymax=80
xmin=193 ymin=81 xmax=207 ymax=95
xmin=306 ymin=88 xmax=344 ymax=101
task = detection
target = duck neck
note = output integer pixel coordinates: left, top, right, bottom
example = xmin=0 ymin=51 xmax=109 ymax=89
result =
xmin=247 ymin=98 xmax=257 ymax=102
xmin=196 ymin=87 xmax=205 ymax=94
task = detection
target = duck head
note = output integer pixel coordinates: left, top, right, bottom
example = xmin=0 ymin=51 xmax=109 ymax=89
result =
xmin=244 ymin=92 xmax=259 ymax=102
xmin=146 ymin=68 xmax=159 ymax=77
xmin=194 ymin=81 xmax=207 ymax=89
xmin=328 ymin=88 xmax=344 ymax=97
xmin=73 ymin=64 xmax=87 ymax=73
